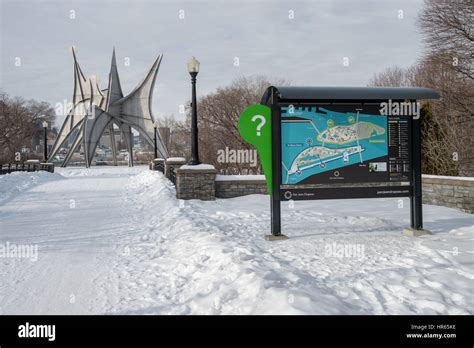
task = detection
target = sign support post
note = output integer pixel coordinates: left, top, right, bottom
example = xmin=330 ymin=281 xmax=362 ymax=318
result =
xmin=269 ymin=87 xmax=285 ymax=239
xmin=412 ymin=111 xmax=421 ymax=228
xmin=406 ymin=104 xmax=428 ymax=236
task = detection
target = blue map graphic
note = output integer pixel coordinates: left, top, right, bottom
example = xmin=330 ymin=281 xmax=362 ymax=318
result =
xmin=281 ymin=106 xmax=388 ymax=185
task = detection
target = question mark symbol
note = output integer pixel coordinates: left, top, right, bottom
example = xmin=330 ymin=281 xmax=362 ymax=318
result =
xmin=251 ymin=115 xmax=266 ymax=136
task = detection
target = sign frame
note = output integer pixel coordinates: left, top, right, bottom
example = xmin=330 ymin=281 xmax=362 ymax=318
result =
xmin=261 ymin=86 xmax=440 ymax=237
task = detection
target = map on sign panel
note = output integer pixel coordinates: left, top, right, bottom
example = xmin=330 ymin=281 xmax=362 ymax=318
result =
xmin=281 ymin=105 xmax=388 ymax=185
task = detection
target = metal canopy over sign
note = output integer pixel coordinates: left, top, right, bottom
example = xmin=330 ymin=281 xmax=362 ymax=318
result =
xmin=260 ymin=86 xmax=440 ymax=237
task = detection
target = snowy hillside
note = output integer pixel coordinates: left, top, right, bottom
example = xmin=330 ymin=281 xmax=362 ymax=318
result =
xmin=0 ymin=167 xmax=472 ymax=314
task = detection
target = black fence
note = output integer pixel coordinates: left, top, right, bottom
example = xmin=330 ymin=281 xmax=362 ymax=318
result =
xmin=149 ymin=160 xmax=165 ymax=173
xmin=155 ymin=161 xmax=164 ymax=173
xmin=1 ymin=163 xmax=55 ymax=175
xmin=168 ymin=167 xmax=176 ymax=184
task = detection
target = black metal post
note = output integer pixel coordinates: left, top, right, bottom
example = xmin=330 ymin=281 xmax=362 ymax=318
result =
xmin=153 ymin=126 xmax=158 ymax=159
xmin=409 ymin=113 xmax=415 ymax=228
xmin=43 ymin=126 xmax=48 ymax=162
xmin=411 ymin=103 xmax=423 ymax=229
xmin=270 ymin=88 xmax=282 ymax=236
xmin=189 ymin=71 xmax=200 ymax=165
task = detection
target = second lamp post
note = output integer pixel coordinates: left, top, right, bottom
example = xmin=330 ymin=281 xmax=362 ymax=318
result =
xmin=187 ymin=56 xmax=200 ymax=165
xmin=42 ymin=120 xmax=48 ymax=162
xmin=153 ymin=120 xmax=159 ymax=159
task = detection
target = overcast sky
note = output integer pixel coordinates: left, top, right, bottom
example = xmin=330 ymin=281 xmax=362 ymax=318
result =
xmin=1 ymin=0 xmax=426 ymax=126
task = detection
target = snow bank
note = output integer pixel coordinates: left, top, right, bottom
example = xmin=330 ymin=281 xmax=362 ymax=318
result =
xmin=180 ymin=164 xmax=215 ymax=170
xmin=55 ymin=165 xmax=146 ymax=177
xmin=0 ymin=171 xmax=63 ymax=205
xmin=107 ymin=169 xmax=474 ymax=315
xmin=1 ymin=166 xmax=472 ymax=315
xmin=216 ymin=175 xmax=265 ymax=181
xmin=165 ymin=157 xmax=186 ymax=162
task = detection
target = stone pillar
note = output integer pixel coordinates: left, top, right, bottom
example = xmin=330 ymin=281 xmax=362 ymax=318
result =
xmin=151 ymin=158 xmax=165 ymax=173
xmin=176 ymin=164 xmax=217 ymax=201
xmin=165 ymin=157 xmax=186 ymax=182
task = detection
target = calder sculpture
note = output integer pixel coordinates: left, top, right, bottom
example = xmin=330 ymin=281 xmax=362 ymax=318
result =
xmin=50 ymin=47 xmax=168 ymax=167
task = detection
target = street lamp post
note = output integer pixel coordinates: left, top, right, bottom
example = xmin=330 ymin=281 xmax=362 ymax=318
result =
xmin=187 ymin=56 xmax=200 ymax=165
xmin=42 ymin=120 xmax=48 ymax=162
xmin=21 ymin=147 xmax=28 ymax=162
xmin=153 ymin=120 xmax=159 ymax=159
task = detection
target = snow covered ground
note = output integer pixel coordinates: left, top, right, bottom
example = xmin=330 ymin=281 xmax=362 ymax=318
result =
xmin=0 ymin=166 xmax=472 ymax=315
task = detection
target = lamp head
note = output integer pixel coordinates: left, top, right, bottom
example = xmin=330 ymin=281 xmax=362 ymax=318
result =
xmin=187 ymin=56 xmax=200 ymax=74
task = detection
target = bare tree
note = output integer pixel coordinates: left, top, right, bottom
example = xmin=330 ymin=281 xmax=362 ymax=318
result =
xmin=366 ymin=0 xmax=474 ymax=176
xmin=418 ymin=0 xmax=474 ymax=176
xmin=368 ymin=66 xmax=410 ymax=87
xmin=0 ymin=93 xmax=55 ymax=163
xmin=419 ymin=0 xmax=474 ymax=80
xmin=156 ymin=114 xmax=189 ymax=158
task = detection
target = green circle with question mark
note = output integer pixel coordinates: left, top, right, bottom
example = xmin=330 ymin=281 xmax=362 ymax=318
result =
xmin=238 ymin=104 xmax=273 ymax=194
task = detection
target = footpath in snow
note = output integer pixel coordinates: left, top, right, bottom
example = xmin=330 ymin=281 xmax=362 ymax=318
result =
xmin=0 ymin=166 xmax=473 ymax=315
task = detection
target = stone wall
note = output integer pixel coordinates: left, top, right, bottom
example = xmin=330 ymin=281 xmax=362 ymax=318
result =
xmin=422 ymin=175 xmax=474 ymax=213
xmin=214 ymin=174 xmax=474 ymax=214
xmin=176 ymin=165 xmax=217 ymax=201
xmin=215 ymin=175 xmax=267 ymax=198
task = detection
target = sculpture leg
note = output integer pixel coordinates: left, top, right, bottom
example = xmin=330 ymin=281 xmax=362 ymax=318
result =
xmin=118 ymin=123 xmax=134 ymax=167
xmin=62 ymin=131 xmax=83 ymax=167
xmin=128 ymin=129 xmax=134 ymax=167
xmin=109 ymin=124 xmax=118 ymax=166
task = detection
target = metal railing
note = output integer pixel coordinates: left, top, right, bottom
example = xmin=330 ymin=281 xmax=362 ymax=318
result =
xmin=1 ymin=163 xmax=55 ymax=175
xmin=155 ymin=161 xmax=164 ymax=173
xmin=168 ymin=167 xmax=176 ymax=184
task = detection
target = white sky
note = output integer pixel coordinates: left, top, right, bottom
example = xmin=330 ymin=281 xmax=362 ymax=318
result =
xmin=0 ymin=0 xmax=426 ymax=126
